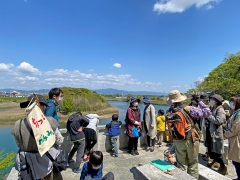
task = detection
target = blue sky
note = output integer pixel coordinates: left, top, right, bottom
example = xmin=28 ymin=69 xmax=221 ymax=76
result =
xmin=0 ymin=0 xmax=240 ymax=93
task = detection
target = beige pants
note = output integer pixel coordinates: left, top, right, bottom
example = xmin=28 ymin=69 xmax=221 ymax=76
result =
xmin=157 ymin=131 xmax=165 ymax=144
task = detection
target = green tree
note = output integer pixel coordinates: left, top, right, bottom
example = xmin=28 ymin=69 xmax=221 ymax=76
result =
xmin=0 ymin=150 xmax=15 ymax=179
xmin=62 ymin=98 xmax=74 ymax=113
xmin=198 ymin=52 xmax=240 ymax=99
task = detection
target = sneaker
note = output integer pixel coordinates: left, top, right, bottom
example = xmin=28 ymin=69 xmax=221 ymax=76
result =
xmin=218 ymin=166 xmax=228 ymax=175
xmin=73 ymin=168 xmax=82 ymax=173
xmin=111 ymin=154 xmax=118 ymax=157
xmin=145 ymin=147 xmax=150 ymax=152
xmin=134 ymin=150 xmax=139 ymax=155
xmin=207 ymin=160 xmax=216 ymax=168
xmin=131 ymin=150 xmax=135 ymax=156
xmin=150 ymin=147 xmax=154 ymax=152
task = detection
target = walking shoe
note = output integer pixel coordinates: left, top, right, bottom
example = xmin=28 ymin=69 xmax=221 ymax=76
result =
xmin=218 ymin=166 xmax=228 ymax=175
xmin=111 ymin=154 xmax=118 ymax=157
xmin=150 ymin=147 xmax=154 ymax=152
xmin=131 ymin=150 xmax=135 ymax=156
xmin=145 ymin=147 xmax=150 ymax=152
xmin=134 ymin=150 xmax=139 ymax=155
xmin=213 ymin=162 xmax=220 ymax=168
xmin=73 ymin=168 xmax=82 ymax=173
xmin=207 ymin=160 xmax=216 ymax=168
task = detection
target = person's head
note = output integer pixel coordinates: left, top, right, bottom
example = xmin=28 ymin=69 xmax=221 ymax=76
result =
xmin=112 ymin=114 xmax=118 ymax=121
xmin=48 ymin=88 xmax=63 ymax=102
xmin=166 ymin=90 xmax=187 ymax=107
xmin=200 ymin=94 xmax=209 ymax=105
xmin=20 ymin=94 xmax=47 ymax=112
xmin=130 ymin=97 xmax=140 ymax=107
xmin=190 ymin=100 xmax=198 ymax=107
xmin=229 ymin=95 xmax=240 ymax=111
xmin=209 ymin=94 xmax=223 ymax=107
xmin=89 ymin=151 xmax=103 ymax=170
xmin=76 ymin=111 xmax=82 ymax=116
xmin=158 ymin=109 xmax=164 ymax=116
xmin=142 ymin=96 xmax=151 ymax=106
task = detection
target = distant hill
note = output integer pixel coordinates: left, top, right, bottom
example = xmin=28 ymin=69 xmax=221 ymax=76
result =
xmin=92 ymin=88 xmax=167 ymax=96
xmin=0 ymin=88 xmax=167 ymax=96
xmin=0 ymin=88 xmax=49 ymax=94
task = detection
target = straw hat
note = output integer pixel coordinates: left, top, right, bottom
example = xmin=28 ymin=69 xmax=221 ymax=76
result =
xmin=166 ymin=90 xmax=187 ymax=106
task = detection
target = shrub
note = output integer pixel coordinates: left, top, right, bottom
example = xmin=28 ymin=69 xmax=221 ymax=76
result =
xmin=62 ymin=98 xmax=74 ymax=113
xmin=0 ymin=149 xmax=15 ymax=179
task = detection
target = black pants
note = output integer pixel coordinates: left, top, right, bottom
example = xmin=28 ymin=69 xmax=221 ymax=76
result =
xmin=147 ymin=135 xmax=156 ymax=147
xmin=233 ymin=161 xmax=240 ymax=179
xmin=84 ymin=172 xmax=114 ymax=180
xmin=84 ymin=139 xmax=97 ymax=155
xmin=128 ymin=137 xmax=138 ymax=151
xmin=206 ymin=127 xmax=225 ymax=167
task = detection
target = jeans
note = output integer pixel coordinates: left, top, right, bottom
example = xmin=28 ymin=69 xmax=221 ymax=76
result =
xmin=233 ymin=161 xmax=240 ymax=179
xmin=68 ymin=140 xmax=85 ymax=169
xmin=110 ymin=136 xmax=118 ymax=156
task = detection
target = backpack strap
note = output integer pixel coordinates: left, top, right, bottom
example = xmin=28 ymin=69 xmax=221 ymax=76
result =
xmin=234 ymin=110 xmax=240 ymax=121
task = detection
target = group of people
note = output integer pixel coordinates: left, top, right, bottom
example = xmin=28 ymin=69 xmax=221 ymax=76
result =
xmin=119 ymin=90 xmax=240 ymax=180
xmin=10 ymin=87 xmax=240 ymax=180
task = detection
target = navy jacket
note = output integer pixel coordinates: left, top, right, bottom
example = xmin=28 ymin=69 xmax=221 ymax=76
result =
xmin=67 ymin=113 xmax=89 ymax=142
xmin=106 ymin=120 xmax=122 ymax=137
xmin=80 ymin=162 xmax=103 ymax=180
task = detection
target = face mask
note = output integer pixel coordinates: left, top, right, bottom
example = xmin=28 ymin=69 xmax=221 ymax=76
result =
xmin=230 ymin=102 xmax=235 ymax=110
xmin=133 ymin=102 xmax=138 ymax=107
xmin=209 ymin=99 xmax=215 ymax=106
xmin=57 ymin=97 xmax=63 ymax=102
xmin=92 ymin=165 xmax=101 ymax=170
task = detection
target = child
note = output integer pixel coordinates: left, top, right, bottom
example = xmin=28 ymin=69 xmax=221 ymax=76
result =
xmin=156 ymin=109 xmax=166 ymax=147
xmin=106 ymin=114 xmax=122 ymax=157
xmin=80 ymin=151 xmax=103 ymax=180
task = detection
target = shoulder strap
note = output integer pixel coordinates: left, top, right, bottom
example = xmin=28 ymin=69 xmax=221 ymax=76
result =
xmin=234 ymin=110 xmax=240 ymax=121
xmin=45 ymin=151 xmax=54 ymax=162
xmin=23 ymin=118 xmax=34 ymax=138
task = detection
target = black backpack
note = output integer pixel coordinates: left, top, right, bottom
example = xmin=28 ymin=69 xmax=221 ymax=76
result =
xmin=46 ymin=149 xmax=68 ymax=173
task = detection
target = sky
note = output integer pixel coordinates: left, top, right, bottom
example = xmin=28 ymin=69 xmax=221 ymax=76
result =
xmin=1 ymin=0 xmax=240 ymax=93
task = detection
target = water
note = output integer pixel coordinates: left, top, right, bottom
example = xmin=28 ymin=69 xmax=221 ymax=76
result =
xmin=99 ymin=100 xmax=169 ymax=125
xmin=0 ymin=100 xmax=169 ymax=174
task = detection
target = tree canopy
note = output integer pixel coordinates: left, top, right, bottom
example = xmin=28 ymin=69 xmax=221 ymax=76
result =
xmin=198 ymin=52 xmax=240 ymax=99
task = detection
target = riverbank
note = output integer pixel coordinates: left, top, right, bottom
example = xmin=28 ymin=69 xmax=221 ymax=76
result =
xmin=0 ymin=101 xmax=118 ymax=127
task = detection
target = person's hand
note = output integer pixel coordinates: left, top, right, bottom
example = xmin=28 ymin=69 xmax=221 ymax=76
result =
xmin=150 ymin=125 xmax=154 ymax=129
xmin=78 ymin=126 xmax=83 ymax=132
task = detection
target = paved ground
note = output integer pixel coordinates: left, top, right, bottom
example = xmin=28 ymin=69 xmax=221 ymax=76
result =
xmin=60 ymin=140 xmax=237 ymax=180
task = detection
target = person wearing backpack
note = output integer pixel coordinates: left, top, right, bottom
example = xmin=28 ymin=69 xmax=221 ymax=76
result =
xmin=166 ymin=90 xmax=211 ymax=179
xmin=106 ymin=114 xmax=122 ymax=157
xmin=11 ymin=94 xmax=64 ymax=180
xmin=67 ymin=112 xmax=90 ymax=173
xmin=224 ymin=95 xmax=240 ymax=179
xmin=205 ymin=94 xmax=228 ymax=175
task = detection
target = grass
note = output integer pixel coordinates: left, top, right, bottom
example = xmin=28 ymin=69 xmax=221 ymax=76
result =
xmin=0 ymin=97 xmax=27 ymax=103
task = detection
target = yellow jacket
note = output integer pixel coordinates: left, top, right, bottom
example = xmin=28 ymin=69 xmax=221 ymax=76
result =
xmin=156 ymin=115 xmax=166 ymax=131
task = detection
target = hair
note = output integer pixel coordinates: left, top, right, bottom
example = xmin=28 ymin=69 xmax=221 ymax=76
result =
xmin=212 ymin=98 xmax=222 ymax=106
xmin=76 ymin=111 xmax=82 ymax=116
xmin=89 ymin=151 xmax=103 ymax=166
xmin=158 ymin=109 xmax=164 ymax=115
xmin=112 ymin=114 xmax=118 ymax=121
xmin=230 ymin=95 xmax=240 ymax=111
xmin=48 ymin=88 xmax=63 ymax=99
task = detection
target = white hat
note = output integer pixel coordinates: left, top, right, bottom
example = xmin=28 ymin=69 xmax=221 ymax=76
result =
xmin=166 ymin=90 xmax=187 ymax=106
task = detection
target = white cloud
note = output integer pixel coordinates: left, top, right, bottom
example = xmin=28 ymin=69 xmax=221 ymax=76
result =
xmin=171 ymin=85 xmax=181 ymax=88
xmin=113 ymin=63 xmax=121 ymax=68
xmin=89 ymin=69 xmax=94 ymax=72
xmin=0 ymin=63 xmax=14 ymax=72
xmin=15 ymin=76 xmax=39 ymax=81
xmin=17 ymin=62 xmax=41 ymax=75
xmin=153 ymin=0 xmax=221 ymax=14
xmin=196 ymin=75 xmax=207 ymax=83
xmin=45 ymin=69 xmax=69 ymax=76
xmin=205 ymin=4 xmax=213 ymax=10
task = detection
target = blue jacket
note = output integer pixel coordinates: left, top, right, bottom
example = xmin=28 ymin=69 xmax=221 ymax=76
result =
xmin=44 ymin=99 xmax=59 ymax=122
xmin=106 ymin=120 xmax=122 ymax=137
xmin=80 ymin=162 xmax=103 ymax=180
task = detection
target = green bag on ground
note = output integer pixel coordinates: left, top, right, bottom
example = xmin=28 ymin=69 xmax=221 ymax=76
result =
xmin=150 ymin=159 xmax=175 ymax=171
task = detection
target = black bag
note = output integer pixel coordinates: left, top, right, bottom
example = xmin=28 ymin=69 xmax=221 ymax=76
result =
xmin=46 ymin=149 xmax=68 ymax=173
xmin=18 ymin=151 xmax=34 ymax=180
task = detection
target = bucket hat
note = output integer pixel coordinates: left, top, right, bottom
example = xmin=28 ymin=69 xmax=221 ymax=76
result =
xmin=130 ymin=97 xmax=140 ymax=103
xmin=200 ymin=94 xmax=209 ymax=101
xmin=20 ymin=94 xmax=47 ymax=108
xmin=166 ymin=90 xmax=187 ymax=106
xmin=142 ymin=96 xmax=151 ymax=104
xmin=210 ymin=94 xmax=223 ymax=104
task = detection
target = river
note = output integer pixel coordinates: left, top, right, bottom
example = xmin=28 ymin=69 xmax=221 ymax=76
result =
xmin=0 ymin=101 xmax=168 ymax=174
